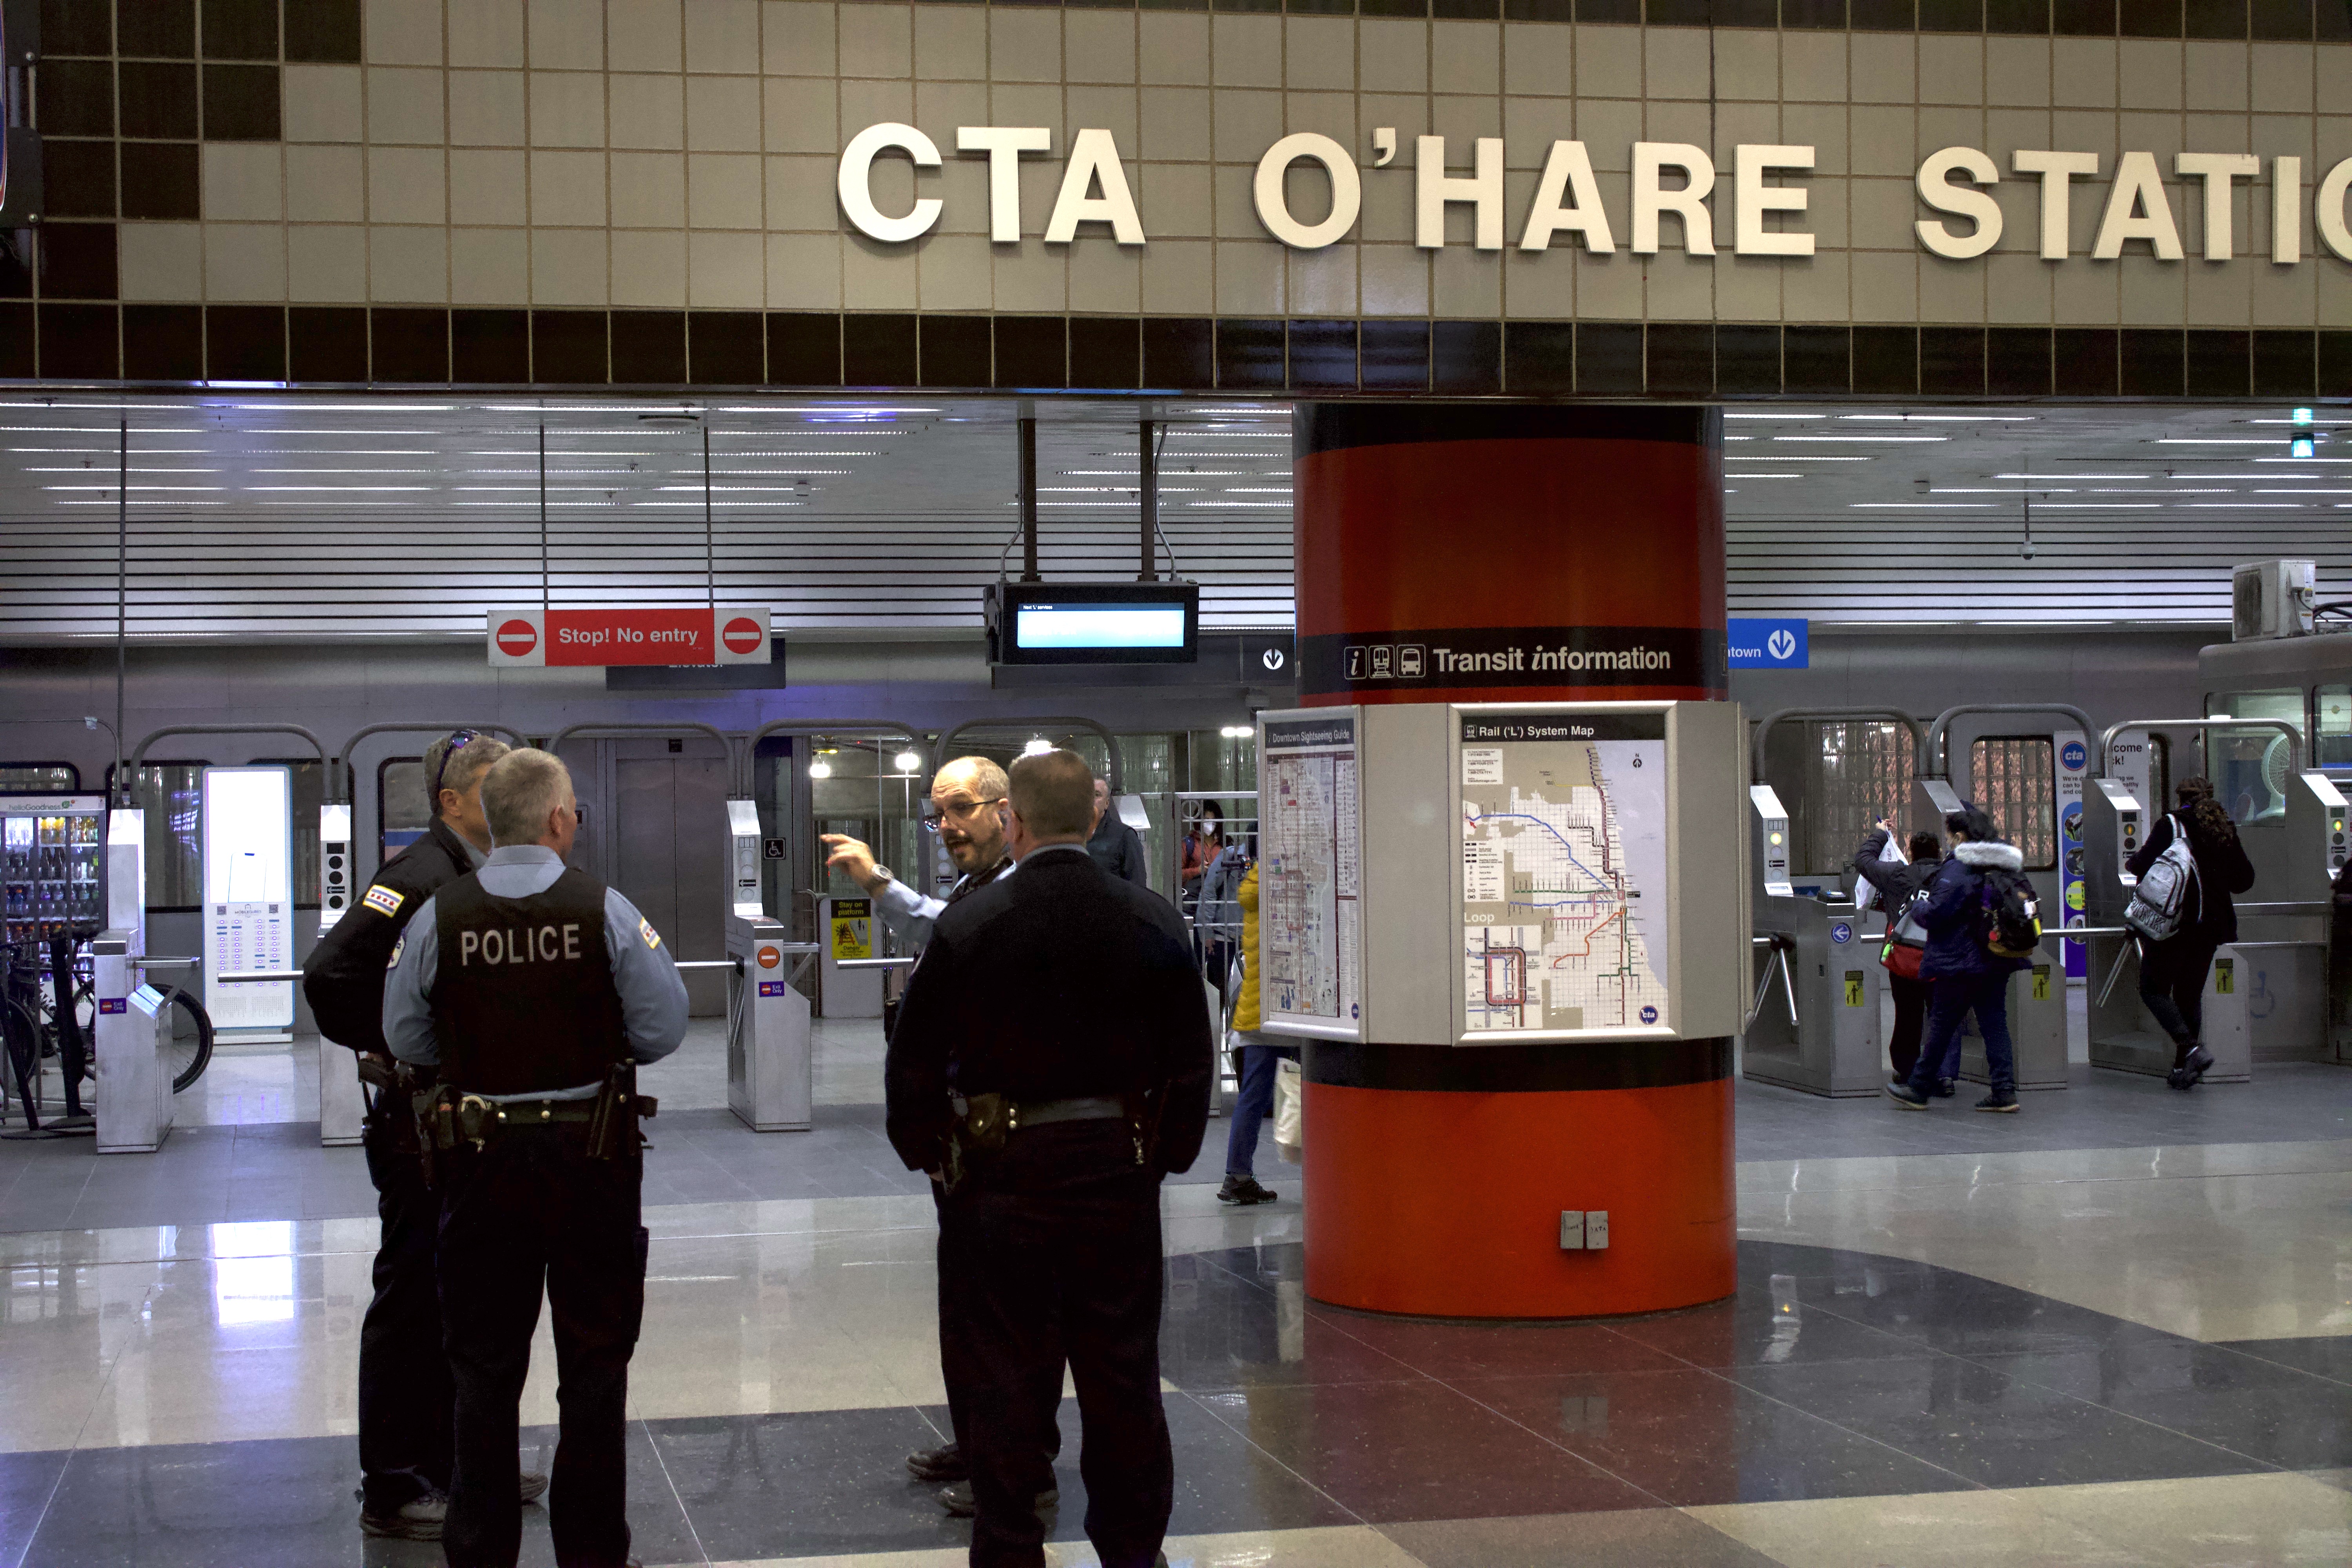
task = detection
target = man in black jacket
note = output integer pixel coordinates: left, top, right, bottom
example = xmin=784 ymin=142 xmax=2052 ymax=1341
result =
xmin=1084 ymin=775 xmax=1149 ymax=887
xmin=886 ymin=748 xmax=1211 ymax=1568
xmin=301 ymin=730 xmax=539 ymax=1541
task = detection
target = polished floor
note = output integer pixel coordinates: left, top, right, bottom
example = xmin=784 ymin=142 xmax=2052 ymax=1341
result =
xmin=1 ymin=1013 xmax=2347 ymax=1567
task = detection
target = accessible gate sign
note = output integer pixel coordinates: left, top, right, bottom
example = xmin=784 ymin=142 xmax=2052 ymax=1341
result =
xmin=486 ymin=607 xmax=773 ymax=668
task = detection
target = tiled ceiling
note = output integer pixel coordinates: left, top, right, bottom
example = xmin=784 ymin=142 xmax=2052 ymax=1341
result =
xmin=0 ymin=391 xmax=2342 ymax=638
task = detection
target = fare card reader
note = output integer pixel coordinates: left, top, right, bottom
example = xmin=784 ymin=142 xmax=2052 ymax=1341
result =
xmin=1912 ymin=778 xmax=2067 ymax=1091
xmin=1742 ymin=784 xmax=1886 ymax=1097
xmin=724 ymin=798 xmax=814 ymax=1131
xmin=316 ymin=804 xmax=353 ymax=933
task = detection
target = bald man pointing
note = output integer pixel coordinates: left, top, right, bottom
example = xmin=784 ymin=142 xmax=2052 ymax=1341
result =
xmin=821 ymin=755 xmax=1026 ymax=1509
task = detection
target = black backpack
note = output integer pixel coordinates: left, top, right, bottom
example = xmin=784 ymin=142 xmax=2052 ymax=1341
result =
xmin=1978 ymin=866 xmax=2042 ymax=960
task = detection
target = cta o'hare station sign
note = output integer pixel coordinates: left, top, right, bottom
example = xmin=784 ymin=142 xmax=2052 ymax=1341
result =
xmin=839 ymin=124 xmax=2352 ymax=266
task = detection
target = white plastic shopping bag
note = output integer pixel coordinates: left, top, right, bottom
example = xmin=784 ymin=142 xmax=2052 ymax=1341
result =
xmin=1272 ymin=1057 xmax=1303 ymax=1165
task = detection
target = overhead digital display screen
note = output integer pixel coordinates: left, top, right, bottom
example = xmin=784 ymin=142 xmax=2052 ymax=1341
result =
xmin=989 ymin=581 xmax=1199 ymax=665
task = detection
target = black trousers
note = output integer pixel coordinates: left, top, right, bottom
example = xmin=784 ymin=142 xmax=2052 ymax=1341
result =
xmin=1886 ymin=973 xmax=1930 ymax=1082
xmin=437 ymin=1126 xmax=647 ymax=1568
xmin=359 ymin=1116 xmax=456 ymax=1514
xmin=2140 ymin=934 xmax=2221 ymax=1056
xmin=939 ymin=1120 xmax=1172 ymax=1568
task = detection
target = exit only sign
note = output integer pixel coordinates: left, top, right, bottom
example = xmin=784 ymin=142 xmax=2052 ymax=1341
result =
xmin=487 ymin=607 xmax=773 ymax=667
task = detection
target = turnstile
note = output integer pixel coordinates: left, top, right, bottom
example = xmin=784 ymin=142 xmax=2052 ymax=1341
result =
xmin=92 ymin=810 xmax=174 ymax=1152
xmin=724 ymin=799 xmax=818 ymax=1131
xmin=1741 ymin=785 xmax=1886 ymax=1097
xmin=2083 ymin=757 xmax=2343 ymax=1078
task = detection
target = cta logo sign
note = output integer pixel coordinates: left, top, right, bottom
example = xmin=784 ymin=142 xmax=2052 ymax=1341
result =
xmin=487 ymin=607 xmax=772 ymax=668
xmin=1727 ymin=617 xmax=1809 ymax=670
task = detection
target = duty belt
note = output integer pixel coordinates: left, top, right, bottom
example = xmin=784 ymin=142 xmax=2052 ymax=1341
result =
xmin=941 ymin=1092 xmax=1143 ymax=1193
xmin=414 ymin=1066 xmax=657 ymax=1166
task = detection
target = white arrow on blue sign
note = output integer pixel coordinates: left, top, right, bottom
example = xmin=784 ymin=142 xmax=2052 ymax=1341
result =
xmin=1728 ymin=618 xmax=1809 ymax=670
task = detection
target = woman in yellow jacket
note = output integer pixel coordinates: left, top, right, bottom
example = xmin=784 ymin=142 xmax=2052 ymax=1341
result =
xmin=1219 ymin=863 xmax=1300 ymax=1205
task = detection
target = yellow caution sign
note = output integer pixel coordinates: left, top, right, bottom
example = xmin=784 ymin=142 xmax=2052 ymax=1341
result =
xmin=1843 ymin=971 xmax=1864 ymax=1008
xmin=2031 ymin=965 xmax=2050 ymax=1002
xmin=831 ymin=897 xmax=873 ymax=962
xmin=2213 ymin=958 xmax=2233 ymax=996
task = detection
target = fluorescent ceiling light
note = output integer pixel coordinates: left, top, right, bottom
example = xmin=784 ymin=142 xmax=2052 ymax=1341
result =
xmin=1774 ymin=436 xmax=1947 ymax=443
xmin=1848 ymin=501 xmax=1990 ymax=508
xmin=1995 ymin=472 xmax=2149 ymax=479
xmin=2155 ymin=438 xmax=2287 ymax=445
xmin=1837 ymin=413 xmax=2035 ymax=422
xmin=1724 ymin=412 xmax=1824 ymax=419
xmin=1722 ymin=474 xmax=1804 ymax=479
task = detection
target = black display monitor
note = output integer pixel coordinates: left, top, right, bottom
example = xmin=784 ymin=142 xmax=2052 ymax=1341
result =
xmin=987 ymin=581 xmax=1200 ymax=665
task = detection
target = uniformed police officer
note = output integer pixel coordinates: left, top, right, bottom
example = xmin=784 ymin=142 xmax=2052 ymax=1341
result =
xmin=821 ymin=755 xmax=1027 ymax=1507
xmin=383 ymin=749 xmax=688 ymax=1568
xmin=886 ymin=748 xmax=1212 ymax=1568
xmin=302 ymin=729 xmax=543 ymax=1541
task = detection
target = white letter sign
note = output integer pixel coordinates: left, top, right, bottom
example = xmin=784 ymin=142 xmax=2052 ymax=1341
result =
xmin=838 ymin=123 xmax=942 ymax=243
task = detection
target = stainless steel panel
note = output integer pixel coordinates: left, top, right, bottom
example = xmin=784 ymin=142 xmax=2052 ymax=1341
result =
xmin=1741 ymin=897 xmax=1885 ymax=1098
xmin=612 ymin=743 xmax=731 ymax=1018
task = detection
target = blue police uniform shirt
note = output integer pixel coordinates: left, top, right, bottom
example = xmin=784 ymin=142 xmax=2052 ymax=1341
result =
xmin=383 ymin=844 xmax=690 ymax=1100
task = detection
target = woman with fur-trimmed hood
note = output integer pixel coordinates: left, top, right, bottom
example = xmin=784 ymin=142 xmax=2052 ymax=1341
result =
xmin=1887 ymin=805 xmax=2032 ymax=1114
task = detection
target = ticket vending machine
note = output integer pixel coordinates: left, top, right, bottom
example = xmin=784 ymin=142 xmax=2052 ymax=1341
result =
xmin=1911 ymin=779 xmax=2067 ymax=1091
xmin=724 ymin=799 xmax=815 ymax=1131
xmin=1740 ymin=784 xmax=1886 ymax=1096
xmin=200 ymin=765 xmax=295 ymax=1046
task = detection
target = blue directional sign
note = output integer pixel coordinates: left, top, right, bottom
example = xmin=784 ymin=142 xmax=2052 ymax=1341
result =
xmin=1727 ymin=617 xmax=1809 ymax=670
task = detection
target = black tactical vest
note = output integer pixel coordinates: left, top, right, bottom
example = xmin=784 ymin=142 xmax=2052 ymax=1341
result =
xmin=429 ymin=868 xmax=627 ymax=1095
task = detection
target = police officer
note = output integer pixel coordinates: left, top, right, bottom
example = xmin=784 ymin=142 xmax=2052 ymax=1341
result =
xmin=383 ymin=749 xmax=687 ymax=1568
xmin=820 ymin=755 xmax=1024 ymax=1506
xmin=887 ymin=749 xmax=1212 ymax=1568
xmin=301 ymin=729 xmax=541 ymax=1541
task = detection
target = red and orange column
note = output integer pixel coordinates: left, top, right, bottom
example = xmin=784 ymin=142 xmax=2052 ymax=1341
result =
xmin=1293 ymin=403 xmax=1734 ymax=1320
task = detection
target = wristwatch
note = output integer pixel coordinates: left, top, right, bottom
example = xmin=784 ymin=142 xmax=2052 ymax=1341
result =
xmin=866 ymin=864 xmax=895 ymax=890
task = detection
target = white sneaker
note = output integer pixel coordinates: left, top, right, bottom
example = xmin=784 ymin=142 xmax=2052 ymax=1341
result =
xmin=359 ymin=1491 xmax=446 ymax=1540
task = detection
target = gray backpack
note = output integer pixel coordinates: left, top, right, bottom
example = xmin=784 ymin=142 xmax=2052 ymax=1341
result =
xmin=2123 ymin=815 xmax=2198 ymax=943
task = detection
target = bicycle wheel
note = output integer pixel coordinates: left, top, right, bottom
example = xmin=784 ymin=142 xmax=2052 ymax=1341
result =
xmin=161 ymin=987 xmax=215 ymax=1094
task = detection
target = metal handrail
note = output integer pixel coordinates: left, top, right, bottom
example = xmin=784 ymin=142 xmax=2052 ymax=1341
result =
xmin=544 ymin=722 xmax=740 ymax=787
xmin=126 ymin=724 xmax=329 ymax=796
xmin=737 ymin=719 xmax=924 ymax=797
xmin=331 ymin=722 xmax=532 ymax=804
xmin=1749 ymin=708 xmax=1926 ymax=782
xmin=933 ymin=715 xmax=1125 ymax=793
xmin=2098 ymin=717 xmax=2303 ymax=783
xmin=1923 ymin=704 xmax=2098 ymax=778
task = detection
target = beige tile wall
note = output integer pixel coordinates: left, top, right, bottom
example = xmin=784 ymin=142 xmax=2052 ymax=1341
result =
xmin=107 ymin=0 xmax=2352 ymax=328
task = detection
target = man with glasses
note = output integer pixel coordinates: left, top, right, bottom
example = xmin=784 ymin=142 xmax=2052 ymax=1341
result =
xmin=820 ymin=755 xmax=1037 ymax=1513
xmin=303 ymin=730 xmax=549 ymax=1542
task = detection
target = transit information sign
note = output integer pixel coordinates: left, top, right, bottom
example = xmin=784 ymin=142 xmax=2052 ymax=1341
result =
xmin=1458 ymin=710 xmax=1673 ymax=1038
xmin=1258 ymin=710 xmax=1363 ymax=1041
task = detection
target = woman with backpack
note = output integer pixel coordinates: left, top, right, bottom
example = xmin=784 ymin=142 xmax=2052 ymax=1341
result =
xmin=1886 ymin=806 xmax=2034 ymax=1113
xmin=1852 ymin=820 xmax=1944 ymax=1090
xmin=2126 ymin=776 xmax=2256 ymax=1090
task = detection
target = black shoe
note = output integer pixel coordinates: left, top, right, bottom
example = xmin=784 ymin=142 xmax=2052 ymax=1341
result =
xmin=1885 ymin=1082 xmax=1930 ymax=1109
xmin=1217 ymin=1173 xmax=1278 ymax=1205
xmin=358 ymin=1492 xmax=445 ymax=1541
xmin=1933 ymin=1077 xmax=1958 ymax=1098
xmin=2167 ymin=1066 xmax=2193 ymax=1090
xmin=2183 ymin=1045 xmax=2215 ymax=1084
xmin=906 ymin=1442 xmax=967 ymax=1483
xmin=518 ymin=1470 xmax=548 ymax=1505
xmin=1975 ymin=1090 xmax=2020 ymax=1112
xmin=938 ymin=1479 xmax=1058 ymax=1519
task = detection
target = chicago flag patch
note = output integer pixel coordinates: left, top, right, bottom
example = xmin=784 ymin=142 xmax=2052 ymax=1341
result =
xmin=363 ymin=884 xmax=404 ymax=918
